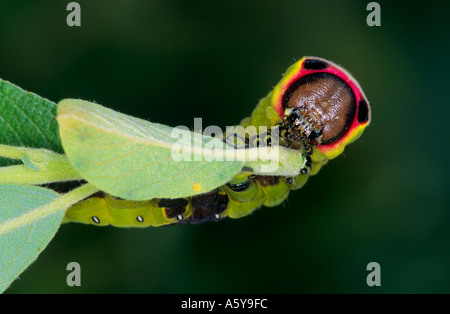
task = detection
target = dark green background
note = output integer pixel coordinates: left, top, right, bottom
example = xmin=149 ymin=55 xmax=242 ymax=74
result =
xmin=1 ymin=0 xmax=448 ymax=293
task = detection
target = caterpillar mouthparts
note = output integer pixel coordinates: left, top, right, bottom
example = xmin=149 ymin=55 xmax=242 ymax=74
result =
xmin=279 ymin=106 xmax=324 ymax=150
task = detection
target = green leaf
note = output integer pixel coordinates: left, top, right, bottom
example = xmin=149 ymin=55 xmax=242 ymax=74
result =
xmin=0 ymin=183 xmax=99 ymax=293
xmin=0 ymin=79 xmax=63 ymax=166
xmin=0 ymin=185 xmax=62 ymax=293
xmin=57 ymin=99 xmax=247 ymax=200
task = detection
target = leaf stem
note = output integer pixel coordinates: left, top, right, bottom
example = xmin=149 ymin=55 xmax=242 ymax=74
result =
xmin=0 ymin=144 xmax=83 ymax=184
xmin=0 ymin=144 xmax=36 ymax=160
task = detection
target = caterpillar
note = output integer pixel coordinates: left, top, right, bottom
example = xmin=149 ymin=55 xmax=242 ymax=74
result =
xmin=63 ymin=56 xmax=371 ymax=228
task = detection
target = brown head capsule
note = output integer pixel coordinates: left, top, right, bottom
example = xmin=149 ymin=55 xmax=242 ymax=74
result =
xmin=272 ymin=57 xmax=371 ymax=159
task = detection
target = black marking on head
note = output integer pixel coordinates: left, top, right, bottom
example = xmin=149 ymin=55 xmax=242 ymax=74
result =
xmin=357 ymin=99 xmax=369 ymax=123
xmin=92 ymin=216 xmax=100 ymax=224
xmin=303 ymin=59 xmax=328 ymax=70
xmin=136 ymin=216 xmax=144 ymax=223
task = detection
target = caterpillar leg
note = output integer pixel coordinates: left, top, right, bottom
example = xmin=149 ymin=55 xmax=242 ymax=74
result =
xmin=223 ymin=175 xmax=266 ymax=219
xmin=254 ymin=176 xmax=291 ymax=207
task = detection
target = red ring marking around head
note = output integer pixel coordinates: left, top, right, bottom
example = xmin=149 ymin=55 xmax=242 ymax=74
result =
xmin=272 ymin=57 xmax=371 ymax=158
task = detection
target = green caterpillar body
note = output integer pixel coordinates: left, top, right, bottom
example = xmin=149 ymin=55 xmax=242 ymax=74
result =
xmin=64 ymin=173 xmax=308 ymax=227
xmin=64 ymin=57 xmax=371 ymax=228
